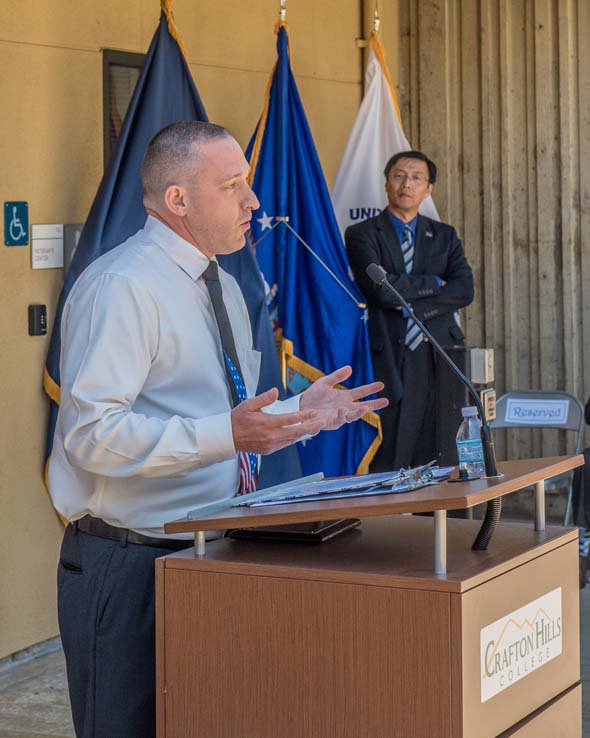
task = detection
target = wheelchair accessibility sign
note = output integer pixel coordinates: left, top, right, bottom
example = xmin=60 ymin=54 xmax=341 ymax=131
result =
xmin=4 ymin=201 xmax=29 ymax=246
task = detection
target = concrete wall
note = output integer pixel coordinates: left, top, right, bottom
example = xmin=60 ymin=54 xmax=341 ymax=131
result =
xmin=0 ymin=0 xmax=398 ymax=658
xmin=398 ymin=0 xmax=590 ymax=459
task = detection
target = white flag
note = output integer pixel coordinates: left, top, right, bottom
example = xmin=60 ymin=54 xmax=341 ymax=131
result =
xmin=332 ymin=32 xmax=439 ymax=235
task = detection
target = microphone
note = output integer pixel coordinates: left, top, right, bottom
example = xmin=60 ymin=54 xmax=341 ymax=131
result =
xmin=365 ymin=263 xmax=501 ymax=550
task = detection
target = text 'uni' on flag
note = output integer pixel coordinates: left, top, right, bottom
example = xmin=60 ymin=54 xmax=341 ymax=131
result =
xmin=246 ymin=22 xmax=382 ymax=478
xmin=331 ymin=28 xmax=439 ymax=236
xmin=43 ymin=1 xmax=298 ymax=493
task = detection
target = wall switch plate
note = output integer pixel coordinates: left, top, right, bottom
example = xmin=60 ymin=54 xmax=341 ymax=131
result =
xmin=28 ymin=304 xmax=47 ymax=336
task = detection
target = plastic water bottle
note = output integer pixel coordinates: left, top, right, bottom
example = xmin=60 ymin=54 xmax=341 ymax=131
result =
xmin=455 ymin=406 xmax=486 ymax=476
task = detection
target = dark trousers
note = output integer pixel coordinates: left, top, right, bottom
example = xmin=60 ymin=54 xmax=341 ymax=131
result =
xmin=371 ymin=342 xmax=436 ymax=472
xmin=57 ymin=523 xmax=186 ymax=738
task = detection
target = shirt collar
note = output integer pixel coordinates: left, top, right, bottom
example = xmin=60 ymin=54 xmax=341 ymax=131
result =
xmin=143 ymin=215 xmax=212 ymax=281
xmin=387 ymin=210 xmax=418 ymax=233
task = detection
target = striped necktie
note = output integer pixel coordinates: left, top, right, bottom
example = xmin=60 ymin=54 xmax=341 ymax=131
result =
xmin=400 ymin=224 xmax=423 ymax=351
xmin=202 ymin=261 xmax=257 ymax=495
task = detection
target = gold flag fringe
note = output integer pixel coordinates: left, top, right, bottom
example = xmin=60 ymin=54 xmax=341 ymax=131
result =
xmin=248 ymin=22 xmax=290 ymax=185
xmin=161 ymin=0 xmax=190 ymax=63
xmin=370 ymin=31 xmax=402 ymax=125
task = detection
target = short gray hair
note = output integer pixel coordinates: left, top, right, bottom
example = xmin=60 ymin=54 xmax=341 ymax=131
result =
xmin=141 ymin=120 xmax=232 ymax=200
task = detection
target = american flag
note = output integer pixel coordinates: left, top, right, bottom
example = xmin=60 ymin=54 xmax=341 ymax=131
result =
xmin=238 ymin=450 xmax=258 ymax=495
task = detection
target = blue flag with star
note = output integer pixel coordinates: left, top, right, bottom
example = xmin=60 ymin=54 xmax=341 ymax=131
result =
xmin=246 ymin=23 xmax=382 ymax=477
xmin=44 ymin=11 xmax=299 ymax=491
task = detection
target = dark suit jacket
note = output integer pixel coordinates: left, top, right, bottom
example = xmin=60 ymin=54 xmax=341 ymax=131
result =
xmin=345 ymin=210 xmax=474 ymax=404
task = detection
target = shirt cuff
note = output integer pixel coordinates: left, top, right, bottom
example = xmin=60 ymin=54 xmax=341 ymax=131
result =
xmin=194 ymin=412 xmax=236 ymax=466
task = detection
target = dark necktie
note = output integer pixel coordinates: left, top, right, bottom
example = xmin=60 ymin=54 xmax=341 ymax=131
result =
xmin=400 ymin=224 xmax=423 ymax=351
xmin=203 ymin=261 xmax=242 ymax=406
xmin=202 ymin=261 xmax=257 ymax=494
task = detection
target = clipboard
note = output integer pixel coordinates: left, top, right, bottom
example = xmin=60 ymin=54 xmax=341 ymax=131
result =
xmin=246 ymin=463 xmax=453 ymax=508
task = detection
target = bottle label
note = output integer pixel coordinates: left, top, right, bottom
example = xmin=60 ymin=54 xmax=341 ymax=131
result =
xmin=457 ymin=439 xmax=484 ymax=463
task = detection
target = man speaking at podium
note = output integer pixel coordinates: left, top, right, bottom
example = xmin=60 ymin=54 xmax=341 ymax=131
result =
xmin=345 ymin=151 xmax=474 ymax=472
xmin=48 ymin=121 xmax=387 ymax=738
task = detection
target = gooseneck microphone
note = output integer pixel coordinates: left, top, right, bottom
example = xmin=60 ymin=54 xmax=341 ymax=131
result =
xmin=365 ymin=262 xmax=501 ymax=551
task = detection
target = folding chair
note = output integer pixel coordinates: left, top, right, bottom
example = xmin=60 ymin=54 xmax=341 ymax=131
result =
xmin=490 ymin=390 xmax=584 ymax=525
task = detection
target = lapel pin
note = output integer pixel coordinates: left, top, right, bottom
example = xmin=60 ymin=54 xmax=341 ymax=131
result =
xmin=425 ymin=230 xmax=433 ymax=238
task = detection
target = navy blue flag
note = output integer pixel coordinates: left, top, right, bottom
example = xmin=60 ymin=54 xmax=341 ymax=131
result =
xmin=44 ymin=12 xmax=299 ymax=486
xmin=246 ymin=24 xmax=382 ymax=477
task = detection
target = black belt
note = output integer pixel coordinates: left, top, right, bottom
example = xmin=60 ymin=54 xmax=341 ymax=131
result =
xmin=75 ymin=515 xmax=192 ymax=551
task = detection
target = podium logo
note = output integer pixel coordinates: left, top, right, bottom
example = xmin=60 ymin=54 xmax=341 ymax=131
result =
xmin=480 ymin=588 xmax=562 ymax=702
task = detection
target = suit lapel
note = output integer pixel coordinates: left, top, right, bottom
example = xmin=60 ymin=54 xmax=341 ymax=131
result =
xmin=412 ymin=215 xmax=434 ymax=275
xmin=376 ymin=210 xmax=406 ymax=275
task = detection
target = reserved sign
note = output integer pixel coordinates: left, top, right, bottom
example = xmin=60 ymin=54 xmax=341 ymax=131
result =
xmin=504 ymin=398 xmax=569 ymax=425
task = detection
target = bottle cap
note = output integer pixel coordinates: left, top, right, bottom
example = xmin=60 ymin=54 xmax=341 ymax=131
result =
xmin=461 ymin=406 xmax=478 ymax=418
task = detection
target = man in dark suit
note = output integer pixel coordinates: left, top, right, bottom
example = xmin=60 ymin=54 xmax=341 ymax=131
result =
xmin=345 ymin=150 xmax=474 ymax=472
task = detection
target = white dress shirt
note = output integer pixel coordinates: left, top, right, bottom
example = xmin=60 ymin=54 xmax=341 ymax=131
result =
xmin=48 ymin=216 xmax=299 ymax=536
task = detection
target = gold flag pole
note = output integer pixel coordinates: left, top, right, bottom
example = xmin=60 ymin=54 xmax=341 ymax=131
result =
xmin=279 ymin=0 xmax=287 ymax=23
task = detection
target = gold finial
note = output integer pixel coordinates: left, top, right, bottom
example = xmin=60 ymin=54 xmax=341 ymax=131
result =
xmin=373 ymin=7 xmax=381 ymax=33
xmin=279 ymin=0 xmax=287 ymax=22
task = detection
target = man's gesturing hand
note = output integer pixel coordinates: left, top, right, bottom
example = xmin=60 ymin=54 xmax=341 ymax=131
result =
xmin=231 ymin=388 xmax=327 ymax=455
xmin=299 ymin=365 xmax=389 ymax=431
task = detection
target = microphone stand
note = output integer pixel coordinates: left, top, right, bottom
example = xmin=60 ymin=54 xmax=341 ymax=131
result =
xmin=365 ymin=263 xmax=502 ymax=551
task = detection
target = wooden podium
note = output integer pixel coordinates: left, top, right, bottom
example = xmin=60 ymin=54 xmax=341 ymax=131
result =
xmin=156 ymin=456 xmax=583 ymax=738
